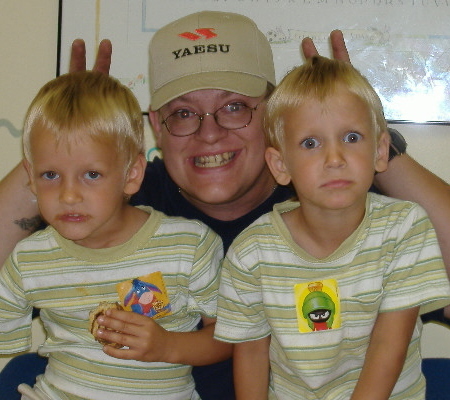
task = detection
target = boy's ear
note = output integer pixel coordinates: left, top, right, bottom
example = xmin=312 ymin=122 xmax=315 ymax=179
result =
xmin=22 ymin=159 xmax=37 ymax=195
xmin=265 ymin=147 xmax=292 ymax=186
xmin=124 ymin=153 xmax=147 ymax=196
xmin=374 ymin=131 xmax=390 ymax=174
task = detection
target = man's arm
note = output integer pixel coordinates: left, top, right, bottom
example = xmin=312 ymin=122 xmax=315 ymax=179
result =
xmin=374 ymin=155 xmax=450 ymax=303
xmin=350 ymin=307 xmax=419 ymax=400
xmin=233 ymin=337 xmax=271 ymax=400
xmin=0 ymin=163 xmax=40 ymax=265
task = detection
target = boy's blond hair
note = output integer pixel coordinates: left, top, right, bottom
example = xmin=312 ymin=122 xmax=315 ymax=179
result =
xmin=23 ymin=71 xmax=145 ymax=169
xmin=264 ymin=56 xmax=387 ymax=150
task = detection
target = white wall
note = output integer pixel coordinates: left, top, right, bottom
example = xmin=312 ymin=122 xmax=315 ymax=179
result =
xmin=1 ymin=0 xmax=449 ymax=367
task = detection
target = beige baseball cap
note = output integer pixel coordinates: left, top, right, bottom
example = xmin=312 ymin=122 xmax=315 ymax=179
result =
xmin=149 ymin=11 xmax=276 ymax=110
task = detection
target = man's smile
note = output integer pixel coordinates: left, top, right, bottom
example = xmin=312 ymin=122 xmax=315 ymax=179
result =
xmin=194 ymin=151 xmax=236 ymax=168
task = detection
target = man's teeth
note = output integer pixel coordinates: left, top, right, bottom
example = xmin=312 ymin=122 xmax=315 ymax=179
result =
xmin=194 ymin=152 xmax=235 ymax=168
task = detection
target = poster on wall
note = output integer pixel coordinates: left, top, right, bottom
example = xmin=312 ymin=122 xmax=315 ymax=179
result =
xmin=58 ymin=0 xmax=450 ymax=123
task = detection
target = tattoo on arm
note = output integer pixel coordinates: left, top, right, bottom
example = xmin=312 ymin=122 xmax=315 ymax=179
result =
xmin=14 ymin=215 xmax=43 ymax=233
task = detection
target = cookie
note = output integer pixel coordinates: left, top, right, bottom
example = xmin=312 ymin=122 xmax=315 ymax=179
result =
xmin=89 ymin=301 xmax=124 ymax=348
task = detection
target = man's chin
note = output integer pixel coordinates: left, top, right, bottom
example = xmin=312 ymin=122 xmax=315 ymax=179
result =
xmin=180 ymin=185 xmax=239 ymax=206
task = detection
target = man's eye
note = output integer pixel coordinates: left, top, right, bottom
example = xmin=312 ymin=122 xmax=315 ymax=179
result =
xmin=300 ymin=137 xmax=320 ymax=149
xmin=223 ymin=103 xmax=246 ymax=113
xmin=344 ymin=132 xmax=362 ymax=143
xmin=42 ymin=171 xmax=59 ymax=180
xmin=173 ymin=109 xmax=196 ymax=120
xmin=85 ymin=171 xmax=101 ymax=180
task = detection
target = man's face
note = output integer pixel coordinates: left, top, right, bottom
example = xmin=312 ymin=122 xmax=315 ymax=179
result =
xmin=149 ymin=89 xmax=274 ymax=219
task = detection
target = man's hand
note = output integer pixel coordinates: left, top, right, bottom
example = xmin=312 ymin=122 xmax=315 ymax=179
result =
xmin=301 ymin=30 xmax=350 ymax=63
xmin=69 ymin=39 xmax=112 ymax=74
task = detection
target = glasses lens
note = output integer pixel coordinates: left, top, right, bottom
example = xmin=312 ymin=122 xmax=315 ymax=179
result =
xmin=216 ymin=104 xmax=252 ymax=130
xmin=165 ymin=110 xmax=200 ymax=137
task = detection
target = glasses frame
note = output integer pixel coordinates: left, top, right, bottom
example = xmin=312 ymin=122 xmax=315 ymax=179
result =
xmin=161 ymin=103 xmax=260 ymax=137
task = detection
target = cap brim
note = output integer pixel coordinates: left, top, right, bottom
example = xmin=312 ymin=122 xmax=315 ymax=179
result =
xmin=150 ymin=71 xmax=268 ymax=110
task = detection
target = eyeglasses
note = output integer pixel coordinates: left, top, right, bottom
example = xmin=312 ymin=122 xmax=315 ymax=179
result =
xmin=161 ymin=103 xmax=260 ymax=137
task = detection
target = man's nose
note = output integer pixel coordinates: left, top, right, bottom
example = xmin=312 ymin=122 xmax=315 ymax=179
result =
xmin=195 ymin=113 xmax=229 ymax=143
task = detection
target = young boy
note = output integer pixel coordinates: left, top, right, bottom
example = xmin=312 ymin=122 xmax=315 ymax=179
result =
xmin=0 ymin=71 xmax=228 ymax=399
xmin=214 ymin=56 xmax=450 ymax=399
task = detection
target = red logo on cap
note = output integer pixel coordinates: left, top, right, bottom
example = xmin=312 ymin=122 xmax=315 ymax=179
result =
xmin=179 ymin=28 xmax=217 ymax=41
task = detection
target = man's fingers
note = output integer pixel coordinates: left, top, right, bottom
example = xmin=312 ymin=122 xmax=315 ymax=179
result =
xmin=301 ymin=37 xmax=319 ymax=59
xmin=69 ymin=39 xmax=86 ymax=73
xmin=330 ymin=30 xmax=351 ymax=63
xmin=68 ymin=38 xmax=112 ymax=74
xmin=301 ymin=30 xmax=351 ymax=64
xmin=93 ymin=39 xmax=112 ymax=74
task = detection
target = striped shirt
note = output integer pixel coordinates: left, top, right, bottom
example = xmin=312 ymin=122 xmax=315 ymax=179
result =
xmin=215 ymin=194 xmax=450 ymax=400
xmin=0 ymin=207 xmax=223 ymax=400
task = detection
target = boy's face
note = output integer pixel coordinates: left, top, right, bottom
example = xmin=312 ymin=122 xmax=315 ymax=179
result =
xmin=266 ymin=86 xmax=389 ymax=213
xmin=25 ymin=127 xmax=143 ymax=248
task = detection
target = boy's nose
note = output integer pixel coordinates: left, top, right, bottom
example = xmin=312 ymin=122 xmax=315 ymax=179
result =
xmin=324 ymin=144 xmax=346 ymax=168
xmin=60 ymin=181 xmax=82 ymax=204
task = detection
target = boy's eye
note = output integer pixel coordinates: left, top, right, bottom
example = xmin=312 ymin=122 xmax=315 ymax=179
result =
xmin=42 ymin=171 xmax=59 ymax=180
xmin=85 ymin=171 xmax=101 ymax=180
xmin=343 ymin=132 xmax=362 ymax=143
xmin=300 ymin=137 xmax=320 ymax=149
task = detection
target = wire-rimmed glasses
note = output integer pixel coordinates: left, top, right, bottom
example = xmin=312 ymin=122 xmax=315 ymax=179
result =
xmin=161 ymin=103 xmax=260 ymax=137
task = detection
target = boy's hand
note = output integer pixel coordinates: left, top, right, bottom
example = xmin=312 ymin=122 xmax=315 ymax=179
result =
xmin=95 ymin=309 xmax=173 ymax=362
xmin=301 ymin=30 xmax=351 ymax=63
xmin=69 ymin=39 xmax=112 ymax=74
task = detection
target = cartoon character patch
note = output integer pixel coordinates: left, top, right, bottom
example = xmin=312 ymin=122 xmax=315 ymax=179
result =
xmin=117 ymin=271 xmax=171 ymax=319
xmin=294 ymin=280 xmax=340 ymax=332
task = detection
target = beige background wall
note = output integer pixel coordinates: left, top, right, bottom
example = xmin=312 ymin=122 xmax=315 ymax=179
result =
xmin=1 ymin=1 xmax=59 ymax=178
xmin=1 ymin=0 xmax=449 ymax=367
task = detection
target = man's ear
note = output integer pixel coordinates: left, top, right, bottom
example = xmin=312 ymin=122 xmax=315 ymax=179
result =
xmin=148 ymin=110 xmax=163 ymax=148
xmin=124 ymin=153 xmax=147 ymax=196
xmin=374 ymin=131 xmax=390 ymax=174
xmin=22 ymin=159 xmax=37 ymax=195
xmin=265 ymin=147 xmax=292 ymax=186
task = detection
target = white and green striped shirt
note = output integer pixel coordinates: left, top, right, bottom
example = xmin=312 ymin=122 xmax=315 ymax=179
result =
xmin=0 ymin=207 xmax=223 ymax=400
xmin=215 ymin=194 xmax=450 ymax=400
